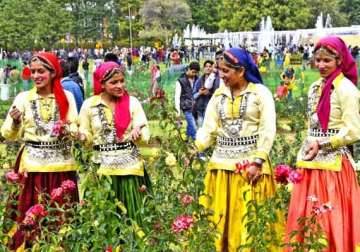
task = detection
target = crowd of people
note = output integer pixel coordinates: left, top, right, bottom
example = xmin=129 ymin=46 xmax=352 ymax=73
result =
xmin=1 ymin=35 xmax=360 ymax=251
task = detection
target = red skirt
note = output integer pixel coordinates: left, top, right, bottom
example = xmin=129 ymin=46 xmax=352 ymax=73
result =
xmin=10 ymin=171 xmax=79 ymax=249
xmin=286 ymin=155 xmax=360 ymax=251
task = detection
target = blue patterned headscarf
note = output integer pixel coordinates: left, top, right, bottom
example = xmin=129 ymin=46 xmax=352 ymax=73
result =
xmin=223 ymin=47 xmax=263 ymax=84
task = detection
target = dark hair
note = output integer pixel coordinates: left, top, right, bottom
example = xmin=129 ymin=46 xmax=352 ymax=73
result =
xmin=104 ymin=53 xmax=119 ymax=63
xmin=188 ymin=61 xmax=200 ymax=71
xmin=60 ymin=60 xmax=70 ymax=77
xmin=67 ymin=57 xmax=79 ymax=74
xmin=203 ymin=60 xmax=214 ymax=67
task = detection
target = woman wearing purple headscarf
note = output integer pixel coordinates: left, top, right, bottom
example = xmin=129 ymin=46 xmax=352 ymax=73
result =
xmin=286 ymin=36 xmax=360 ymax=251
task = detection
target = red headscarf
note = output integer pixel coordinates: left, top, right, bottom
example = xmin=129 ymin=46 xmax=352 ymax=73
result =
xmin=93 ymin=62 xmax=131 ymax=141
xmin=315 ymin=36 xmax=358 ymax=131
xmin=31 ymin=52 xmax=69 ymax=121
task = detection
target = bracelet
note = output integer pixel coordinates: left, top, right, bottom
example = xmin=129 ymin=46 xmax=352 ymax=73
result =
xmin=317 ymin=139 xmax=332 ymax=151
xmin=253 ymin=157 xmax=264 ymax=167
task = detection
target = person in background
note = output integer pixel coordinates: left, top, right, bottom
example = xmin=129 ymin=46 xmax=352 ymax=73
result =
xmin=61 ymin=59 xmax=84 ymax=112
xmin=174 ymin=61 xmax=200 ymax=140
xmin=21 ymin=62 xmax=32 ymax=91
xmin=193 ymin=60 xmax=216 ymax=127
xmin=67 ymin=57 xmax=84 ymax=99
xmin=280 ymin=67 xmax=296 ymax=99
xmin=82 ymin=57 xmax=89 ymax=86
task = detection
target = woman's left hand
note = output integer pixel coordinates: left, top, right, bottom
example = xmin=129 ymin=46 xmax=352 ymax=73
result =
xmin=130 ymin=125 xmax=142 ymax=141
xmin=246 ymin=165 xmax=262 ymax=185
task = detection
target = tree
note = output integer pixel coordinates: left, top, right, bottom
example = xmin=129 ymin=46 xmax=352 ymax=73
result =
xmin=218 ymin=0 xmax=312 ymax=31
xmin=340 ymin=0 xmax=360 ymax=25
xmin=307 ymin=0 xmax=349 ymax=27
xmin=185 ymin=0 xmax=221 ymax=33
xmin=33 ymin=0 xmax=73 ymax=48
xmin=0 ymin=0 xmax=37 ymax=50
xmin=0 ymin=0 xmax=72 ymax=50
xmin=139 ymin=0 xmax=192 ymax=43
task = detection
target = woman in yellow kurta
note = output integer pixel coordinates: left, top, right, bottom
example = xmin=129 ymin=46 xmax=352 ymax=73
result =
xmin=196 ymin=48 xmax=277 ymax=251
xmin=78 ymin=61 xmax=150 ymax=224
xmin=1 ymin=52 xmax=79 ymax=250
xmin=286 ymin=36 xmax=360 ymax=251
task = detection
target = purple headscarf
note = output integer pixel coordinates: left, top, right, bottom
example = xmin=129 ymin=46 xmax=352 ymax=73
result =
xmin=315 ymin=36 xmax=358 ymax=131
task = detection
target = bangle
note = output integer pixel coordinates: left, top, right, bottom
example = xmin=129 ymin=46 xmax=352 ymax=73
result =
xmin=317 ymin=139 xmax=332 ymax=151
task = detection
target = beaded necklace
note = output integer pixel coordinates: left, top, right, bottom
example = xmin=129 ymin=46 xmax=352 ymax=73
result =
xmin=30 ymin=98 xmax=59 ymax=136
xmin=217 ymin=92 xmax=250 ymax=137
xmin=96 ymin=105 xmax=117 ymax=143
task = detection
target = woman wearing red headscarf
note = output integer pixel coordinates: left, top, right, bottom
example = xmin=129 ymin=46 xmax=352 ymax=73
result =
xmin=79 ymin=62 xmax=150 ymax=225
xmin=286 ymin=36 xmax=360 ymax=251
xmin=1 ymin=52 xmax=79 ymax=249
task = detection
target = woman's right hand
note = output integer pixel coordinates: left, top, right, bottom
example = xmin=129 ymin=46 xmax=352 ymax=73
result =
xmin=303 ymin=141 xmax=319 ymax=161
xmin=9 ymin=106 xmax=22 ymax=124
xmin=77 ymin=132 xmax=87 ymax=142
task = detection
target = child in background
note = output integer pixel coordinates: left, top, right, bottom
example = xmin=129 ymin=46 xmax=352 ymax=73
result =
xmin=280 ymin=67 xmax=295 ymax=99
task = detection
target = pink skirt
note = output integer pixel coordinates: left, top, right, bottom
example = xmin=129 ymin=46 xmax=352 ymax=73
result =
xmin=286 ymin=155 xmax=360 ymax=251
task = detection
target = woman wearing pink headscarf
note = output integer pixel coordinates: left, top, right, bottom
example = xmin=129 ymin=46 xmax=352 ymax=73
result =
xmin=78 ymin=62 xmax=150 ymax=225
xmin=286 ymin=36 xmax=360 ymax=251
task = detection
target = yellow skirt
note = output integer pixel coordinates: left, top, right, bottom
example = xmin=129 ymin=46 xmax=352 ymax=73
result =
xmin=200 ymin=169 xmax=282 ymax=252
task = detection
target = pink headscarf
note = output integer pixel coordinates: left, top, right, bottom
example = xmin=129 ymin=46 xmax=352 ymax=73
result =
xmin=315 ymin=36 xmax=358 ymax=131
xmin=93 ymin=62 xmax=131 ymax=141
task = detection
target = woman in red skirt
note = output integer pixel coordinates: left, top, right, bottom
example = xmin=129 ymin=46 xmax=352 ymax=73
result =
xmin=286 ymin=36 xmax=360 ymax=251
xmin=1 ymin=52 xmax=79 ymax=249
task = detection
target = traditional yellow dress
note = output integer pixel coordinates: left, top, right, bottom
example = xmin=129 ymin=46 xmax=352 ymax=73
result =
xmin=196 ymin=83 xmax=279 ymax=252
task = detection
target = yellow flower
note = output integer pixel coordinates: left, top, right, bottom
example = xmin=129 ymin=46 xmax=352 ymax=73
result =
xmin=2 ymin=163 xmax=10 ymax=169
xmin=59 ymin=226 xmax=72 ymax=235
xmin=165 ymin=152 xmax=177 ymax=166
xmin=116 ymin=201 xmax=127 ymax=214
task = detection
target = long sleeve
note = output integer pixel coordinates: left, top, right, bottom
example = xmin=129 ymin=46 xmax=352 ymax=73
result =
xmin=195 ymin=95 xmax=218 ymax=152
xmin=255 ymin=85 xmax=276 ymax=160
xmin=1 ymin=92 xmax=25 ymax=140
xmin=174 ymin=80 xmax=181 ymax=116
xmin=130 ymin=96 xmax=150 ymax=144
xmin=64 ymin=91 xmax=79 ymax=137
xmin=62 ymin=80 xmax=84 ymax=113
xmin=193 ymin=78 xmax=202 ymax=100
xmin=78 ymin=99 xmax=93 ymax=147
xmin=204 ymin=72 xmax=215 ymax=89
xmin=330 ymin=80 xmax=360 ymax=148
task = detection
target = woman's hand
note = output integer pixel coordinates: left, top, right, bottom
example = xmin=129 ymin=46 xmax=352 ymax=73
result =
xmin=9 ymin=106 xmax=22 ymax=124
xmin=131 ymin=125 xmax=144 ymax=141
xmin=77 ymin=132 xmax=87 ymax=142
xmin=303 ymin=141 xmax=319 ymax=161
xmin=246 ymin=164 xmax=262 ymax=185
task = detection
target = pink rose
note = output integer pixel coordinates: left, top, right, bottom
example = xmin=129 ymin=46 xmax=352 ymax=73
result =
xmin=5 ymin=171 xmax=20 ymax=183
xmin=22 ymin=215 xmax=36 ymax=226
xmin=181 ymin=194 xmax=194 ymax=206
xmin=138 ymin=185 xmax=147 ymax=193
xmin=274 ymin=164 xmax=291 ymax=184
xmin=26 ymin=204 xmax=48 ymax=217
xmin=51 ymin=187 xmax=64 ymax=201
xmin=235 ymin=160 xmax=250 ymax=174
xmin=288 ymin=169 xmax=303 ymax=184
xmin=61 ymin=179 xmax=76 ymax=193
xmin=171 ymin=215 xmax=193 ymax=233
